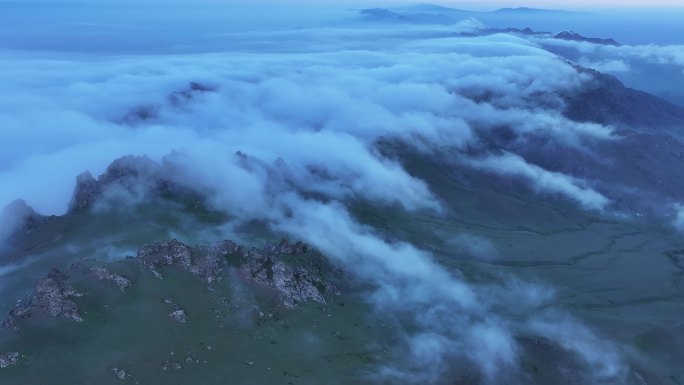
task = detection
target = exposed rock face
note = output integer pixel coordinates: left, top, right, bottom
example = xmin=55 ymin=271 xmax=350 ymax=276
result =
xmin=137 ymin=239 xmax=236 ymax=283
xmin=3 ymin=238 xmax=337 ymax=331
xmin=69 ymin=172 xmax=100 ymax=211
xmin=2 ymin=268 xmax=83 ymax=329
xmin=240 ymin=256 xmax=339 ymax=308
xmin=0 ymin=352 xmax=20 ymax=368
xmin=268 ymin=239 xmax=309 ymax=255
xmin=67 ymin=155 xmax=166 ymax=213
xmin=137 ymin=238 xmax=336 ymax=308
xmin=31 ymin=269 xmax=84 ymax=321
xmin=89 ymin=267 xmax=131 ymax=292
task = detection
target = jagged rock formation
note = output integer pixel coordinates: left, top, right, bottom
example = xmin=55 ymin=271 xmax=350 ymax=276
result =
xmin=240 ymin=256 xmax=339 ymax=308
xmin=137 ymin=238 xmax=338 ymax=308
xmin=137 ymin=239 xmax=232 ymax=283
xmin=68 ymin=155 xmax=163 ymax=213
xmin=0 ymin=352 xmax=21 ymax=368
xmin=2 ymin=268 xmax=83 ymax=329
xmin=89 ymin=266 xmax=131 ymax=292
xmin=2 ymin=237 xmax=338 ymax=333
xmin=70 ymin=172 xmax=100 ymax=211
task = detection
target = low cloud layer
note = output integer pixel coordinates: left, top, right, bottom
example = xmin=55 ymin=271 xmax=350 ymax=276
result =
xmin=534 ymin=36 xmax=684 ymax=104
xmin=469 ymin=152 xmax=610 ymax=210
xmin=0 ymin=9 xmax=635 ymax=384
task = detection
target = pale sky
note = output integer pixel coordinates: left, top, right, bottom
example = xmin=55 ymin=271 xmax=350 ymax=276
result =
xmin=2 ymin=0 xmax=682 ymax=7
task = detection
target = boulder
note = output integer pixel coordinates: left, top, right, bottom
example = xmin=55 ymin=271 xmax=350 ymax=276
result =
xmin=169 ymin=309 xmax=188 ymax=323
xmin=0 ymin=352 xmax=20 ymax=368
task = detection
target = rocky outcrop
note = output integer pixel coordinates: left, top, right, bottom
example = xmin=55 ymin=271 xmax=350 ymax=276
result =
xmin=137 ymin=238 xmax=337 ymax=308
xmin=162 ymin=298 xmax=188 ymax=323
xmin=137 ymin=239 xmax=237 ymax=283
xmin=267 ymin=239 xmax=309 ymax=255
xmin=240 ymin=256 xmax=339 ymax=308
xmin=67 ymin=155 xmax=167 ymax=213
xmin=89 ymin=266 xmax=131 ymax=292
xmin=0 ymin=352 xmax=21 ymax=368
xmin=112 ymin=367 xmax=126 ymax=380
xmin=169 ymin=309 xmax=188 ymax=323
xmin=2 ymin=268 xmax=83 ymax=329
xmin=69 ymin=172 xmax=100 ymax=211
xmin=3 ymin=238 xmax=337 ymax=331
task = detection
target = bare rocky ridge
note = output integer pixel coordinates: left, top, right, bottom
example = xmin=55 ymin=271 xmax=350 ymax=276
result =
xmin=137 ymin=239 xmax=231 ymax=283
xmin=68 ymin=155 xmax=164 ymax=213
xmin=137 ymin=238 xmax=338 ymax=308
xmin=2 ymin=238 xmax=339 ymax=331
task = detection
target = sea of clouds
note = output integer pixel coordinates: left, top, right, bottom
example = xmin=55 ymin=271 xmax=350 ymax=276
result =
xmin=3 ymin=3 xmax=680 ymax=383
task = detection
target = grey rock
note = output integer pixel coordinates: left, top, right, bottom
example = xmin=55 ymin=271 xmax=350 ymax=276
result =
xmin=67 ymin=155 xmax=166 ymax=213
xmin=0 ymin=352 xmax=20 ymax=368
xmin=169 ymin=309 xmax=188 ymax=323
xmin=112 ymin=367 xmax=126 ymax=380
xmin=3 ymin=268 xmax=83 ymax=328
xmin=270 ymin=239 xmax=309 ymax=255
xmin=137 ymin=239 xmax=225 ymax=283
xmin=138 ymin=240 xmax=193 ymax=269
xmin=32 ymin=270 xmax=83 ymax=321
xmin=69 ymin=172 xmax=100 ymax=211
xmin=90 ymin=266 xmax=131 ymax=292
xmin=240 ymin=256 xmax=339 ymax=308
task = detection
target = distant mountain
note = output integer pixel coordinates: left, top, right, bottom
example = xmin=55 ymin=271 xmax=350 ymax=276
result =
xmin=359 ymin=8 xmax=407 ymax=22
xmin=359 ymin=5 xmax=587 ymax=25
xmin=563 ymin=67 xmax=684 ymax=131
xmin=458 ymin=27 xmax=620 ymax=47
xmin=493 ymin=7 xmax=576 ymax=15
xmin=393 ymin=3 xmax=470 ymax=13
xmin=359 ymin=7 xmax=455 ymax=24
xmin=554 ymin=30 xmax=621 ymax=46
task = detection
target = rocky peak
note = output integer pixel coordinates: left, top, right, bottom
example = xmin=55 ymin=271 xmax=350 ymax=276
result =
xmin=67 ymin=155 xmax=166 ymax=213
xmin=69 ymin=172 xmax=100 ymax=211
